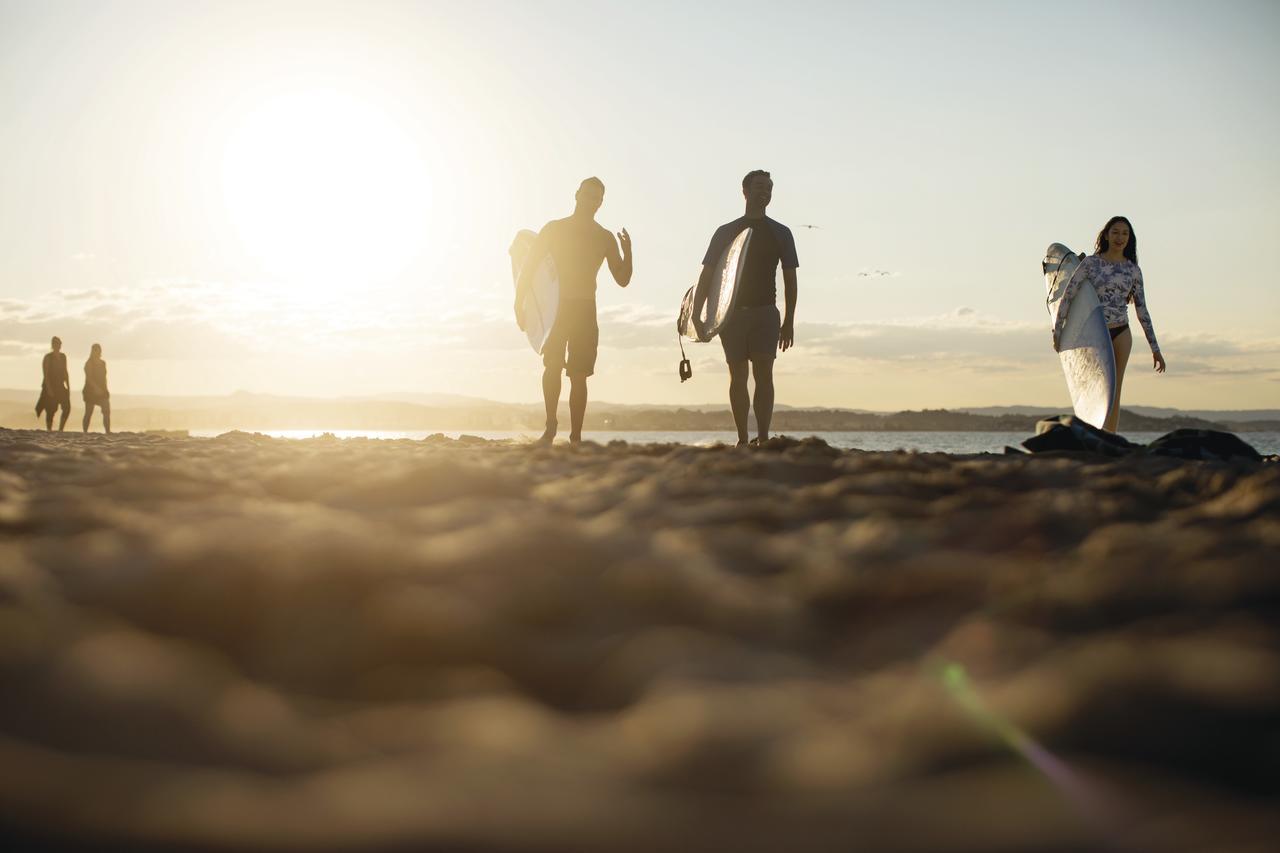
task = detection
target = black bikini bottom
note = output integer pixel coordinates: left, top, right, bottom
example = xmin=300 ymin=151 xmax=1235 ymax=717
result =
xmin=1109 ymin=324 xmax=1130 ymax=341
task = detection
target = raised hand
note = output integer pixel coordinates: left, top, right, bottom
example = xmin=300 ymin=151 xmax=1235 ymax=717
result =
xmin=617 ymin=228 xmax=631 ymax=257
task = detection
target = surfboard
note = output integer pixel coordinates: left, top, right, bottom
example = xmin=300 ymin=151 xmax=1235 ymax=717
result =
xmin=1043 ymin=242 xmax=1117 ymax=430
xmin=677 ymin=226 xmax=753 ymax=342
xmin=509 ymin=229 xmax=559 ymax=354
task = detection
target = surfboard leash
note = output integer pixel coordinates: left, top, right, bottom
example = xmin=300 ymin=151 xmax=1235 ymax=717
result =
xmin=678 ymin=335 xmax=692 ymax=382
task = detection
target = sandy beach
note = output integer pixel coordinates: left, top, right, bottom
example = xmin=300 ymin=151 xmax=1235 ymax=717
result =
xmin=1 ymin=428 xmax=1277 ymax=852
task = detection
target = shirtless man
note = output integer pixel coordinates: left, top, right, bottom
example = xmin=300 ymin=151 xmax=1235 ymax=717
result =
xmin=37 ymin=336 xmax=72 ymax=431
xmin=516 ymin=177 xmax=633 ymax=445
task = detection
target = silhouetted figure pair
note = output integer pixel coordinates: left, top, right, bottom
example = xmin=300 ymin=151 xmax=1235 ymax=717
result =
xmin=519 ymin=172 xmax=799 ymax=447
xmin=34 ymin=336 xmax=111 ymax=433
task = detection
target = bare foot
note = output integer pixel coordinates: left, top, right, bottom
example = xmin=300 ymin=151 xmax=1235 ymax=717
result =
xmin=569 ymin=433 xmax=583 ymax=446
xmin=536 ymin=425 xmax=557 ymax=446
xmin=735 ymin=438 xmax=749 ymax=447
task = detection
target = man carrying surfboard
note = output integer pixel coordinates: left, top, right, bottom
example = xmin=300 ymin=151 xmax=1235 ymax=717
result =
xmin=693 ymin=170 xmax=798 ymax=446
xmin=515 ymin=177 xmax=632 ymax=445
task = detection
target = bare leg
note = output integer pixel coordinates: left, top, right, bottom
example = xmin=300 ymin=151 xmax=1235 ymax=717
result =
xmin=539 ymin=366 xmax=561 ymax=444
xmin=102 ymin=401 xmax=111 ymax=434
xmin=750 ymin=358 xmax=775 ymax=442
xmin=45 ymin=409 xmax=53 ymax=431
xmin=1105 ymin=328 xmax=1133 ymax=433
xmin=58 ymin=405 xmax=70 ymax=432
xmin=83 ymin=404 xmax=93 ymax=433
xmin=568 ymin=376 xmax=587 ymax=443
xmin=728 ymin=360 xmax=750 ymax=446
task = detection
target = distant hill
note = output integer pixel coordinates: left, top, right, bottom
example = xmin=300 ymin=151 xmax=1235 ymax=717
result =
xmin=4 ymin=389 xmax=1276 ymax=434
xmin=957 ymin=405 xmax=1065 ymax=417
xmin=340 ymin=391 xmax=500 ymax=408
xmin=959 ymin=404 xmax=1280 ymax=423
xmin=1123 ymin=405 xmax=1280 ymax=423
xmin=586 ymin=408 xmax=1243 ymax=433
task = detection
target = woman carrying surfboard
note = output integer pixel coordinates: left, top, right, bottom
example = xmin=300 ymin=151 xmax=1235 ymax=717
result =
xmin=1053 ymin=216 xmax=1167 ymax=433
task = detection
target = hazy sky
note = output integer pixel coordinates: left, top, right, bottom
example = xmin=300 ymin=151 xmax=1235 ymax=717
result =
xmin=2 ymin=0 xmax=1278 ymax=409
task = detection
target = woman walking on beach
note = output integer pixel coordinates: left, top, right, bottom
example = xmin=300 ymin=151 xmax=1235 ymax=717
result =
xmin=82 ymin=343 xmax=111 ymax=434
xmin=1054 ymin=216 xmax=1166 ymax=432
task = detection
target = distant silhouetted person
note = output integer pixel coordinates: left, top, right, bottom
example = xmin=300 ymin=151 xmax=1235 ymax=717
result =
xmin=36 ymin=336 xmax=72 ymax=431
xmin=516 ymin=177 xmax=632 ymax=445
xmin=694 ymin=170 xmax=798 ymax=446
xmin=82 ymin=343 xmax=111 ymax=434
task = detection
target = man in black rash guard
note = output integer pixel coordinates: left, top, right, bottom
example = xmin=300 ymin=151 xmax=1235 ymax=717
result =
xmin=516 ymin=177 xmax=633 ymax=445
xmin=694 ymin=170 xmax=799 ymax=446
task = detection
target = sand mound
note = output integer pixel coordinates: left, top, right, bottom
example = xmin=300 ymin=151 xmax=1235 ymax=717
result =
xmin=1 ymin=429 xmax=1277 ymax=852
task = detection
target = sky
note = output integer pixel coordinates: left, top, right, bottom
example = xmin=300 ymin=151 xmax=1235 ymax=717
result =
xmin=1 ymin=0 xmax=1278 ymax=410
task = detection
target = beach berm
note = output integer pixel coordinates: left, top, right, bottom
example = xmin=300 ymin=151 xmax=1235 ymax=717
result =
xmin=1 ymin=429 xmax=1277 ymax=852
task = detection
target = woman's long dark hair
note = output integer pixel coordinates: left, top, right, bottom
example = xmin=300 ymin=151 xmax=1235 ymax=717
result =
xmin=1095 ymin=215 xmax=1138 ymax=263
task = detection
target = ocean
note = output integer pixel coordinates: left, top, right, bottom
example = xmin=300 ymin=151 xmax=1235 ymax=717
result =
xmin=189 ymin=429 xmax=1280 ymax=456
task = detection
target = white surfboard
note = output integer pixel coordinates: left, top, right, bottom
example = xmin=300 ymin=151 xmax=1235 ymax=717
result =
xmin=677 ymin=226 xmax=753 ymax=342
xmin=1043 ymin=242 xmax=1117 ymax=429
xmin=509 ymin=229 xmax=559 ymax=354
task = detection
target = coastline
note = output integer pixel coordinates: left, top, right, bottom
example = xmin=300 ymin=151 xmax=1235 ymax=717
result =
xmin=5 ymin=409 xmax=1277 ymax=436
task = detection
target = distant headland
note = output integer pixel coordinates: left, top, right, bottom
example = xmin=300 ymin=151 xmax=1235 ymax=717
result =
xmin=2 ymin=390 xmax=1276 ymax=434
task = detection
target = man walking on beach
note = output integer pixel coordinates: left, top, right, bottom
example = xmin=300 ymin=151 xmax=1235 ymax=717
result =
xmin=516 ymin=177 xmax=633 ymax=445
xmin=36 ymin=336 xmax=72 ymax=432
xmin=694 ymin=170 xmax=798 ymax=446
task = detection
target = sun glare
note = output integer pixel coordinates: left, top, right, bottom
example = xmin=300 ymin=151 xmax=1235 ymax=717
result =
xmin=221 ymin=89 xmax=435 ymax=293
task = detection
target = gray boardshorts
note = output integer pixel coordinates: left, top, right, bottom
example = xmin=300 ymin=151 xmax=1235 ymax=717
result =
xmin=719 ymin=304 xmax=781 ymax=363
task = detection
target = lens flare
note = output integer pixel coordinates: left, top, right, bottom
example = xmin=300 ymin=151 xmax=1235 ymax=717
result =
xmin=938 ymin=661 xmax=1121 ymax=839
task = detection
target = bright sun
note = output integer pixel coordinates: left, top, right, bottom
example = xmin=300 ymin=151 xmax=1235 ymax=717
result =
xmin=221 ymin=89 xmax=435 ymax=292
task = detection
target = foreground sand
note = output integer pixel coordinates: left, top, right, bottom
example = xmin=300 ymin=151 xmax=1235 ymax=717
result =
xmin=1 ymin=428 xmax=1277 ymax=852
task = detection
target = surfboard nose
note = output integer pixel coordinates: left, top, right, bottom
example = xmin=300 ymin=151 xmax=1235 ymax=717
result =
xmin=1043 ymin=242 xmax=1070 ymax=272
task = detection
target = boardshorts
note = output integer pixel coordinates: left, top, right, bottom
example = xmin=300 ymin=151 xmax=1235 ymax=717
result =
xmin=719 ymin=304 xmax=780 ymax=363
xmin=543 ymin=298 xmax=599 ymax=378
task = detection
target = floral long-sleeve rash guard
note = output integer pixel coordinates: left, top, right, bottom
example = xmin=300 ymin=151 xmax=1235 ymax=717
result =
xmin=1053 ymin=255 xmax=1160 ymax=354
